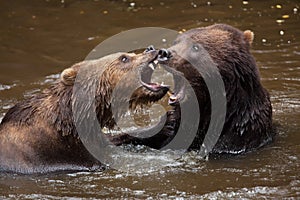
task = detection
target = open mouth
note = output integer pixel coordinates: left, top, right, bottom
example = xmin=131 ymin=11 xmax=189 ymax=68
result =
xmin=156 ymin=48 xmax=186 ymax=106
xmin=128 ymin=55 xmax=170 ymax=111
xmin=140 ymin=58 xmax=186 ymax=106
xmin=140 ymin=58 xmax=170 ymax=92
xmin=161 ymin=65 xmax=186 ymax=106
xmin=140 ymin=47 xmax=186 ymax=106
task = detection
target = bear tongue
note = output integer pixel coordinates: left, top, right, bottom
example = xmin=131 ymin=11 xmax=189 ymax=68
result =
xmin=148 ymin=62 xmax=156 ymax=71
xmin=141 ymin=81 xmax=170 ymax=92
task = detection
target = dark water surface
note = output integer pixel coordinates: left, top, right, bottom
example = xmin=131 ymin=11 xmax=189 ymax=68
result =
xmin=0 ymin=0 xmax=300 ymax=199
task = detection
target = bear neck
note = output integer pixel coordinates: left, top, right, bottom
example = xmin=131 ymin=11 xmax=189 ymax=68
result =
xmin=39 ymin=83 xmax=76 ymax=137
xmin=217 ymin=60 xmax=273 ymax=152
xmin=47 ymin=80 xmax=116 ymax=137
xmin=227 ymin=58 xmax=272 ymax=132
xmin=188 ymin=59 xmax=273 ymax=152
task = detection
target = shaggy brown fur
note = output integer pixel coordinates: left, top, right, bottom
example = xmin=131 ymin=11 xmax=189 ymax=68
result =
xmin=0 ymin=50 xmax=169 ymax=173
xmin=163 ymin=24 xmax=274 ymax=154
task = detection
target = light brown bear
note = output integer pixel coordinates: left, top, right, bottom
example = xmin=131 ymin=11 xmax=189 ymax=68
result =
xmin=0 ymin=50 xmax=170 ymax=173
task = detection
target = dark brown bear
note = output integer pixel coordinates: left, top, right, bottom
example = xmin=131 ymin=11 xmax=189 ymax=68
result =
xmin=0 ymin=50 xmax=170 ymax=173
xmin=160 ymin=24 xmax=275 ymax=154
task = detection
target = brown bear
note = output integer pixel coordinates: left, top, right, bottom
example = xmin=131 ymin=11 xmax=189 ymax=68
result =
xmin=158 ymin=24 xmax=275 ymax=154
xmin=113 ymin=24 xmax=275 ymax=155
xmin=0 ymin=49 xmax=172 ymax=173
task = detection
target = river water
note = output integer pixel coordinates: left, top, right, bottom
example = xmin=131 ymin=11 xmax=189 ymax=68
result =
xmin=0 ymin=0 xmax=299 ymax=199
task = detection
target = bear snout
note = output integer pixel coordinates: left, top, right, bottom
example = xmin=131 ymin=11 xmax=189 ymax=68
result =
xmin=158 ymin=48 xmax=172 ymax=61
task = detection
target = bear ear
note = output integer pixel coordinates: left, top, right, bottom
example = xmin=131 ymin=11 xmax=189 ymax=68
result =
xmin=244 ymin=30 xmax=254 ymax=45
xmin=60 ymin=68 xmax=77 ymax=86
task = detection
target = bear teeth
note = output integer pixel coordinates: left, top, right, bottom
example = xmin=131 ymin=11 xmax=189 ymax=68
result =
xmin=148 ymin=63 xmax=155 ymax=71
xmin=169 ymin=95 xmax=177 ymax=101
xmin=153 ymin=60 xmax=159 ymax=65
xmin=167 ymin=91 xmax=173 ymax=97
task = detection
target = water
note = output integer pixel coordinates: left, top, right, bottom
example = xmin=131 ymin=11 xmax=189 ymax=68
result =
xmin=0 ymin=0 xmax=300 ymax=198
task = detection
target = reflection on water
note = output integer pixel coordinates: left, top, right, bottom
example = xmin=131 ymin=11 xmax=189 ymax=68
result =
xmin=0 ymin=0 xmax=299 ymax=198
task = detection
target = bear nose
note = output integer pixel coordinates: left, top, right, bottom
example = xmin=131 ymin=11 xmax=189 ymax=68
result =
xmin=158 ymin=48 xmax=171 ymax=61
xmin=144 ymin=45 xmax=155 ymax=53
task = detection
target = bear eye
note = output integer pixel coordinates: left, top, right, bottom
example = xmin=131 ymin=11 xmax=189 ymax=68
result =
xmin=192 ymin=44 xmax=199 ymax=51
xmin=120 ymin=55 xmax=129 ymax=63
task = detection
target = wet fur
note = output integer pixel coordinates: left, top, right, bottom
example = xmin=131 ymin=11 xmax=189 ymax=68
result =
xmin=168 ymin=24 xmax=274 ymax=153
xmin=0 ymin=51 xmax=168 ymax=173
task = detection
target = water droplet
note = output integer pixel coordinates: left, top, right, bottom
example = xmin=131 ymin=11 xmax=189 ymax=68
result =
xmin=276 ymin=4 xmax=282 ymax=9
xmin=276 ymin=19 xmax=285 ymax=23
xmin=279 ymin=30 xmax=284 ymax=35
xmin=242 ymin=1 xmax=249 ymax=5
xmin=191 ymin=2 xmax=197 ymax=8
xmin=115 ymin=174 xmax=123 ymax=178
xmin=103 ymin=10 xmax=108 ymax=14
xmin=282 ymin=14 xmax=289 ymax=19
xmin=262 ymin=38 xmax=267 ymax=43
xmin=162 ymin=38 xmax=167 ymax=43
xmin=130 ymin=2 xmax=135 ymax=7
xmin=293 ymin=8 xmax=298 ymax=14
xmin=207 ymin=1 xmax=211 ymax=6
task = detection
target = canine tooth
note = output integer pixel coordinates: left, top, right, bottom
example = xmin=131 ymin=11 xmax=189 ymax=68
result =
xmin=153 ymin=60 xmax=159 ymax=65
xmin=148 ymin=63 xmax=155 ymax=70
xmin=167 ymin=91 xmax=173 ymax=97
xmin=170 ymin=97 xmax=176 ymax=101
xmin=169 ymin=95 xmax=177 ymax=101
